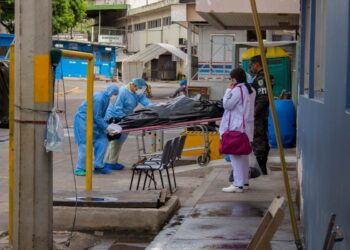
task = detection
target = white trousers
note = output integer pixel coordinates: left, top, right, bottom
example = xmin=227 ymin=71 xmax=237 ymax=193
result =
xmin=230 ymin=154 xmax=249 ymax=187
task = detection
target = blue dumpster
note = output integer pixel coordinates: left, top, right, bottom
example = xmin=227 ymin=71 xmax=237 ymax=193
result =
xmin=268 ymin=100 xmax=296 ymax=148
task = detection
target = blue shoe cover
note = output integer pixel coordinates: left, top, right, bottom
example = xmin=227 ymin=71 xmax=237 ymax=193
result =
xmin=93 ymin=167 xmax=112 ymax=174
xmin=107 ymin=163 xmax=125 ymax=170
xmin=224 ymin=155 xmax=231 ymax=162
xmin=74 ymin=169 xmax=86 ymax=176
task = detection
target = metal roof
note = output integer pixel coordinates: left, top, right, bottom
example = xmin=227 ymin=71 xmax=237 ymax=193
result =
xmin=123 ymin=43 xmax=187 ymax=64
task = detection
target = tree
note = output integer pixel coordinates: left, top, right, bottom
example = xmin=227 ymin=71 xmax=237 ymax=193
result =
xmin=0 ymin=0 xmax=87 ymax=34
xmin=52 ymin=0 xmax=87 ymax=34
xmin=0 ymin=0 xmax=14 ymax=33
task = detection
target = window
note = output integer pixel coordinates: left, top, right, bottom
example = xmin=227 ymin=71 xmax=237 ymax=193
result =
xmin=247 ymin=30 xmax=266 ymax=42
xmin=312 ymin=0 xmax=326 ymax=100
xmin=134 ymin=22 xmax=146 ymax=31
xmin=302 ymin=0 xmax=326 ymax=99
xmin=101 ymin=52 xmax=110 ymax=62
xmin=127 ymin=25 xmax=132 ymax=33
xmin=148 ymin=19 xmax=161 ymax=29
xmin=163 ymin=16 xmax=171 ymax=26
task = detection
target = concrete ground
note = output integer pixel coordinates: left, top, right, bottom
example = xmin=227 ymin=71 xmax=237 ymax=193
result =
xmin=0 ymin=79 xmax=301 ymax=249
xmin=147 ymin=156 xmax=299 ymax=250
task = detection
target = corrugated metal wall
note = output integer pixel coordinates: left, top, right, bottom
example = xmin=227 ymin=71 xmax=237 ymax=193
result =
xmin=298 ymin=0 xmax=350 ymax=249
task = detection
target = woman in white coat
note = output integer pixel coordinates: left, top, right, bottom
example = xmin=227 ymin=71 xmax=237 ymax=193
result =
xmin=220 ymin=68 xmax=256 ymax=193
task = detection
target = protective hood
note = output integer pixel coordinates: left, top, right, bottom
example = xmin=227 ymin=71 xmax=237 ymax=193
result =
xmin=106 ymin=84 xmax=119 ymax=97
xmin=131 ymin=78 xmax=146 ymax=88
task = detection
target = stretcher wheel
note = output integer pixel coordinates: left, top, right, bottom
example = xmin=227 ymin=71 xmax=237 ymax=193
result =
xmin=197 ymin=154 xmax=210 ymax=167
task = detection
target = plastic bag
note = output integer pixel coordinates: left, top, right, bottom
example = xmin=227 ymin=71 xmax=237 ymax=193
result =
xmin=45 ymin=108 xmax=64 ymax=152
xmin=117 ymin=95 xmax=224 ymax=129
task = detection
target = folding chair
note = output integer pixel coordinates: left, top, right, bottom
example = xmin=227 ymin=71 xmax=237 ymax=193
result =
xmin=175 ymin=135 xmax=187 ymax=160
xmin=166 ymin=137 xmax=180 ymax=192
xmin=129 ymin=139 xmax=173 ymax=191
xmin=148 ymin=135 xmax=186 ymax=191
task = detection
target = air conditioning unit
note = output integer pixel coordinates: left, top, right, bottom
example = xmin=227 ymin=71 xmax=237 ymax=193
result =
xmin=179 ymin=38 xmax=187 ymax=45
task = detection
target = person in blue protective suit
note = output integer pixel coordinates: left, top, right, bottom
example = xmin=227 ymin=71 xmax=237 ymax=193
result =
xmin=104 ymin=78 xmax=152 ymax=170
xmin=73 ymin=84 xmax=119 ymax=176
xmin=171 ymin=79 xmax=187 ymax=98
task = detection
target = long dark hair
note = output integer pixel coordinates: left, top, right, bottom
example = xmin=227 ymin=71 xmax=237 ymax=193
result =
xmin=230 ymin=67 xmax=253 ymax=94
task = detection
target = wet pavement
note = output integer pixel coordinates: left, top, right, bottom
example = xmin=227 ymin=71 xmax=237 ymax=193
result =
xmin=0 ymin=79 xmax=300 ymax=249
xmin=147 ymin=163 xmax=298 ymax=250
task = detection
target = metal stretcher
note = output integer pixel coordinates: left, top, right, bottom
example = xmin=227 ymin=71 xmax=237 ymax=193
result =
xmin=122 ymin=117 xmax=222 ymax=166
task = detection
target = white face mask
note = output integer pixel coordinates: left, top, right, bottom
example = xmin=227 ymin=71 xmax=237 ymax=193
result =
xmin=136 ymin=87 xmax=145 ymax=95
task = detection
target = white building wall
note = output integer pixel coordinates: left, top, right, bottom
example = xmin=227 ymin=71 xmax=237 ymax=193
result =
xmin=124 ymin=9 xmax=188 ymax=52
xmin=197 ymin=26 xmax=247 ymax=81
xmin=127 ymin=0 xmax=163 ymax=9
xmin=119 ymin=1 xmax=196 ymax=78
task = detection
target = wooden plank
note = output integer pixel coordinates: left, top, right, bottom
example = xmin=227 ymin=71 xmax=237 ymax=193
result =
xmin=246 ymin=213 xmax=272 ymax=250
xmin=256 ymin=208 xmax=285 ymax=249
xmin=247 ymin=197 xmax=286 ymax=250
xmin=268 ymin=196 xmax=285 ymax=217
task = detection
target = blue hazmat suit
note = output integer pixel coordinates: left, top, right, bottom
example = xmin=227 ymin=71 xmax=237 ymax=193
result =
xmin=104 ymin=81 xmax=152 ymax=166
xmin=74 ymin=84 xmax=119 ymax=171
xmin=179 ymin=79 xmax=187 ymax=86
xmin=105 ymin=85 xmax=152 ymax=121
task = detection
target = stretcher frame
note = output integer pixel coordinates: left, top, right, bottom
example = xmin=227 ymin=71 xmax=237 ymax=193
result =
xmin=122 ymin=117 xmax=222 ymax=166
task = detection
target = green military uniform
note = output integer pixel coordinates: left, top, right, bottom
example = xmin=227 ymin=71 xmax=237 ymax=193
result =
xmin=251 ymin=69 xmax=270 ymax=174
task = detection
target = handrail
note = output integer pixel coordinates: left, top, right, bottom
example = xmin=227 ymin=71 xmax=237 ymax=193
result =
xmin=61 ymin=49 xmax=94 ymax=191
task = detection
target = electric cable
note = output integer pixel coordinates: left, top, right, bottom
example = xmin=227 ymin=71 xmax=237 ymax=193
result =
xmin=55 ymin=64 xmax=78 ymax=247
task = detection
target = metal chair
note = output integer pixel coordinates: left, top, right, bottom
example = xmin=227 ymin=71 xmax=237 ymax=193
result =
xmin=176 ymin=135 xmax=187 ymax=160
xmin=148 ymin=136 xmax=186 ymax=191
xmin=129 ymin=139 xmax=173 ymax=192
xmin=166 ymin=137 xmax=181 ymax=192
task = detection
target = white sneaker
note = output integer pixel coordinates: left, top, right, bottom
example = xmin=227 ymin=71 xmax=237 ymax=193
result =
xmin=222 ymin=185 xmax=243 ymax=193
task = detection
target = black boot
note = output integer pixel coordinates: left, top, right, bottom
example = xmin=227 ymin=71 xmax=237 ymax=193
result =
xmin=257 ymin=156 xmax=268 ymax=175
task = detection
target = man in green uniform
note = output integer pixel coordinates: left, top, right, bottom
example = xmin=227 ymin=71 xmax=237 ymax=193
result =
xmin=250 ymin=55 xmax=270 ymax=175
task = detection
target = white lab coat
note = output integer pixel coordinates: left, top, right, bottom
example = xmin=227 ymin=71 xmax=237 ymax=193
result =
xmin=219 ymin=83 xmax=256 ymax=141
xmin=219 ymin=83 xmax=256 ymax=187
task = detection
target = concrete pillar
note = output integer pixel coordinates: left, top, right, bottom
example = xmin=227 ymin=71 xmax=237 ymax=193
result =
xmin=187 ymin=23 xmax=192 ymax=84
xmin=14 ymin=0 xmax=53 ymax=249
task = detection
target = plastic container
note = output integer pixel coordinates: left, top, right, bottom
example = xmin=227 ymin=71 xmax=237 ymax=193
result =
xmin=181 ymin=131 xmax=223 ymax=160
xmin=268 ymin=100 xmax=296 ymax=148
